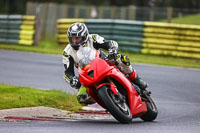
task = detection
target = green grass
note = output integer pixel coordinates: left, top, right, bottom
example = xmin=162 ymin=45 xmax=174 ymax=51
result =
xmin=121 ymin=51 xmax=200 ymax=69
xmin=1 ymin=41 xmax=200 ymax=69
xmin=0 ymin=84 xmax=82 ymax=111
xmin=161 ymin=13 xmax=200 ymax=25
xmin=0 ymin=40 xmax=65 ymax=55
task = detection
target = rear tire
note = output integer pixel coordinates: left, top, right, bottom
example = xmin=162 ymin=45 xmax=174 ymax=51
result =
xmin=140 ymin=91 xmax=158 ymax=121
xmin=98 ymin=86 xmax=132 ymax=124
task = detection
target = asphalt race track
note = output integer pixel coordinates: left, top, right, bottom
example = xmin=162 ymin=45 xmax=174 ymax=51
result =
xmin=0 ymin=50 xmax=200 ymax=133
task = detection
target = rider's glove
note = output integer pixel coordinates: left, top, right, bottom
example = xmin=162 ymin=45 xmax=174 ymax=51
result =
xmin=108 ymin=47 xmax=118 ymax=60
xmin=70 ymin=76 xmax=81 ymax=89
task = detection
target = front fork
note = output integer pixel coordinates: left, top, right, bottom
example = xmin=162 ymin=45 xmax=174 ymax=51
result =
xmin=96 ymin=78 xmax=126 ymax=105
xmin=96 ymin=82 xmax=118 ymax=95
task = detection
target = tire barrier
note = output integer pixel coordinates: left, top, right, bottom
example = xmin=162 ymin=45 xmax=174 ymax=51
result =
xmin=57 ymin=18 xmax=200 ymax=59
xmin=86 ymin=19 xmax=145 ymax=53
xmin=142 ymin=22 xmax=200 ymax=59
xmin=57 ymin=19 xmax=85 ymax=44
xmin=0 ymin=15 xmax=36 ymax=45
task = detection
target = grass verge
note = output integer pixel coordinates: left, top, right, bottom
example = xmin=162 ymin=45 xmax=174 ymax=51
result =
xmin=0 ymin=40 xmax=65 ymax=55
xmin=160 ymin=13 xmax=200 ymax=25
xmin=0 ymin=84 xmax=82 ymax=111
xmin=122 ymin=51 xmax=200 ymax=69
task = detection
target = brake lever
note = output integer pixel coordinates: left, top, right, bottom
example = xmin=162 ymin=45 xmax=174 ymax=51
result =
xmin=104 ymin=56 xmax=117 ymax=66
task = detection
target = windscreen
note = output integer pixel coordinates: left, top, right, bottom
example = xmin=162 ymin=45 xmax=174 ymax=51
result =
xmin=77 ymin=47 xmax=96 ymax=69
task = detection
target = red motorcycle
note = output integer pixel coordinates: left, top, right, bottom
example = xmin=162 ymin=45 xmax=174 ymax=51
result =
xmin=77 ymin=47 xmax=158 ymax=123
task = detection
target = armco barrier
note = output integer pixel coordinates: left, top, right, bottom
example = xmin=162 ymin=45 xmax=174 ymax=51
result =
xmin=57 ymin=18 xmax=200 ymax=59
xmin=0 ymin=15 xmax=36 ymax=45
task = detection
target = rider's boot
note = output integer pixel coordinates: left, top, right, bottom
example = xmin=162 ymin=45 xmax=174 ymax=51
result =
xmin=129 ymin=70 xmax=148 ymax=91
xmin=77 ymin=87 xmax=96 ymax=106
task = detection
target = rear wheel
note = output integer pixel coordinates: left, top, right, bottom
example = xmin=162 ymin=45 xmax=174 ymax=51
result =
xmin=140 ymin=90 xmax=158 ymax=121
xmin=98 ymin=86 xmax=132 ymax=124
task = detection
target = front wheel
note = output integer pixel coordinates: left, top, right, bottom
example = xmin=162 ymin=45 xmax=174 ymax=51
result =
xmin=98 ymin=86 xmax=132 ymax=124
xmin=140 ymin=91 xmax=158 ymax=121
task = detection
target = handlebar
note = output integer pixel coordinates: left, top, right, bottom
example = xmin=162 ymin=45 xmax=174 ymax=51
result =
xmin=104 ymin=55 xmax=118 ymax=66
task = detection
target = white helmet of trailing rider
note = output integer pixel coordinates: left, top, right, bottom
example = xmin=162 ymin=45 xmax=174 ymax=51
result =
xmin=67 ymin=23 xmax=89 ymax=50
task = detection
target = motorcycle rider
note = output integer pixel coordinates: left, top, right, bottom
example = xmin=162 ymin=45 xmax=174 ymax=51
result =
xmin=62 ymin=22 xmax=148 ymax=105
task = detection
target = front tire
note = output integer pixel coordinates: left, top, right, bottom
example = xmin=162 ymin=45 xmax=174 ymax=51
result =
xmin=98 ymin=86 xmax=132 ymax=124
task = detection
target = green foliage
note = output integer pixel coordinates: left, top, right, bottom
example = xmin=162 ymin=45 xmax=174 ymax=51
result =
xmin=0 ymin=84 xmax=82 ymax=111
xmin=165 ymin=0 xmax=200 ymax=8
xmin=1 ymin=0 xmax=200 ymax=14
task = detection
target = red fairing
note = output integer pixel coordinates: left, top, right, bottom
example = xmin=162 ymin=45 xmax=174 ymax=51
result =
xmin=78 ymin=54 xmax=147 ymax=118
xmin=79 ymin=58 xmax=112 ymax=87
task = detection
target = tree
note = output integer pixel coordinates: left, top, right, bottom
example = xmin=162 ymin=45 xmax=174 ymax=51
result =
xmin=0 ymin=0 xmax=199 ymax=14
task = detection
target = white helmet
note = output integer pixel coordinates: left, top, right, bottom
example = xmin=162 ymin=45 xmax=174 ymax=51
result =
xmin=67 ymin=23 xmax=89 ymax=50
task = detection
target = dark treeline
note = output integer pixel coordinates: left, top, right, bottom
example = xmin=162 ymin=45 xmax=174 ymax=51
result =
xmin=0 ymin=0 xmax=200 ymax=14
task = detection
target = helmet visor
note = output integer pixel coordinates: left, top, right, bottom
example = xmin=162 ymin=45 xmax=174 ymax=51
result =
xmin=69 ymin=36 xmax=83 ymax=45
